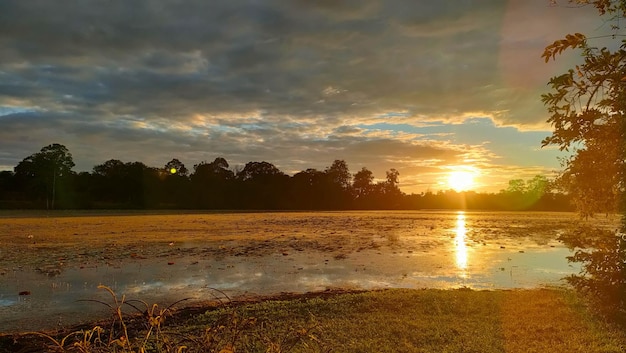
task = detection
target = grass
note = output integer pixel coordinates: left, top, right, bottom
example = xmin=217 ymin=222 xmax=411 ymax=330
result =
xmin=2 ymin=288 xmax=625 ymax=353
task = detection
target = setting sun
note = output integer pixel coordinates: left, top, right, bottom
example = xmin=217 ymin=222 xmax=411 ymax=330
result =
xmin=447 ymin=169 xmax=478 ymax=191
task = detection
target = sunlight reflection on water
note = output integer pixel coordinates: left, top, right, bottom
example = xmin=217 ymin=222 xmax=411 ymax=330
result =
xmin=454 ymin=212 xmax=468 ymax=276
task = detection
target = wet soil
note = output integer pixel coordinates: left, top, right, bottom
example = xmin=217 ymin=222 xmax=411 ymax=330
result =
xmin=0 ymin=210 xmax=620 ymax=333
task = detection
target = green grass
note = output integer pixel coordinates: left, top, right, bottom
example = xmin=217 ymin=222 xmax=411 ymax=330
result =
xmin=2 ymin=288 xmax=625 ymax=352
xmin=191 ymin=288 xmax=626 ymax=353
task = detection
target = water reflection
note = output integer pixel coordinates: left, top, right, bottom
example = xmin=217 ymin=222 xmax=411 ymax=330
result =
xmin=454 ymin=212 xmax=468 ymax=276
xmin=0 ymin=211 xmax=587 ymax=333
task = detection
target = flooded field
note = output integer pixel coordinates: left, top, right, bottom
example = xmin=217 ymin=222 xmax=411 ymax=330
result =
xmin=0 ymin=210 xmax=619 ymax=332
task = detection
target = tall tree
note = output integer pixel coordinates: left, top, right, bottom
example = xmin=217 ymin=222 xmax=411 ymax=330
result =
xmin=353 ymin=167 xmax=374 ymax=199
xmin=543 ymin=0 xmax=626 ymax=315
xmin=325 ymin=160 xmax=352 ymax=189
xmin=381 ymin=168 xmax=403 ymax=208
xmin=385 ymin=169 xmax=400 ymax=192
xmin=14 ymin=143 xmax=75 ymax=209
xmin=191 ymin=158 xmax=234 ymax=208
xmin=236 ymin=161 xmax=289 ymax=209
xmin=323 ymin=160 xmax=352 ymax=208
xmin=162 ymin=159 xmax=190 ymax=207
xmin=290 ymin=168 xmax=326 ymax=209
xmin=542 ymin=0 xmax=625 ymax=216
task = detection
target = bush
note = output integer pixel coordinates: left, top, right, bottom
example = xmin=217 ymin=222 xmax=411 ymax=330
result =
xmin=559 ymin=223 xmax=626 ymax=321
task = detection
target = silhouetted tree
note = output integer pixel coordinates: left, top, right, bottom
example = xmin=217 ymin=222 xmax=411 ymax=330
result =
xmin=14 ymin=143 xmax=75 ymax=209
xmin=380 ymin=168 xmax=402 ymax=208
xmin=71 ymin=171 xmax=94 ymax=208
xmin=91 ymin=160 xmax=160 ymax=207
xmin=236 ymin=161 xmax=289 ymax=209
xmin=353 ymin=167 xmax=374 ymax=203
xmin=191 ymin=158 xmax=234 ymax=208
xmin=126 ymin=162 xmax=160 ymax=207
xmin=322 ymin=160 xmax=352 ymax=208
xmin=160 ymin=159 xmax=190 ymax=208
xmin=290 ymin=168 xmax=327 ymax=209
xmin=0 ymin=171 xmax=18 ymax=207
xmin=385 ymin=169 xmax=400 ymax=193
xmin=1 ymin=149 xmax=577 ymax=211
xmin=92 ymin=159 xmax=127 ymax=205
xmin=325 ymin=160 xmax=351 ymax=189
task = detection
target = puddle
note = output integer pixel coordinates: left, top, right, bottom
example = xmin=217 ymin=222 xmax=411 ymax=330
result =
xmin=0 ymin=211 xmax=603 ymax=333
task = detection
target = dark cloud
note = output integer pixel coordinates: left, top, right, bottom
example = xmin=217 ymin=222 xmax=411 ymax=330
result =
xmin=0 ymin=0 xmax=509 ymax=119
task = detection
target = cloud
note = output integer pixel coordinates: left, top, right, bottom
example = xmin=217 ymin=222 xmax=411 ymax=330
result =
xmin=0 ymin=0 xmax=522 ymax=121
xmin=0 ymin=0 xmax=605 ymax=192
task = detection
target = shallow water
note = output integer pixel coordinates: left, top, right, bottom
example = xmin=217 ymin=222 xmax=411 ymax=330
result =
xmin=0 ymin=210 xmax=614 ymax=333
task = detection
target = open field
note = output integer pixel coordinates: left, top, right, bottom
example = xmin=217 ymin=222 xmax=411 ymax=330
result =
xmin=1 ymin=210 xmax=621 ymax=332
xmin=0 ymin=210 xmax=622 ymax=340
xmin=1 ymin=288 xmax=625 ymax=352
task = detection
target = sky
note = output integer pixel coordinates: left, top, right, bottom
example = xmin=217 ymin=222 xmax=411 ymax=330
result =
xmin=0 ymin=0 xmax=611 ymax=193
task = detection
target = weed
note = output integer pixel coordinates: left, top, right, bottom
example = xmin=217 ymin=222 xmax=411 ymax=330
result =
xmin=7 ymin=285 xmax=330 ymax=353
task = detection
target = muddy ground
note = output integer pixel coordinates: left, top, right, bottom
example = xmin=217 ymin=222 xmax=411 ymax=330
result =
xmin=1 ymin=210 xmax=621 ymax=333
xmin=1 ymin=210 xmax=598 ymax=277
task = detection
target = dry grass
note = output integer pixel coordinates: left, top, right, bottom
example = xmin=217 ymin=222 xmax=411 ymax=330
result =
xmin=500 ymin=289 xmax=625 ymax=352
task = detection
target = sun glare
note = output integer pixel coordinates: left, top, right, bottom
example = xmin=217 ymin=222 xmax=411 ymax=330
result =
xmin=447 ymin=169 xmax=477 ymax=191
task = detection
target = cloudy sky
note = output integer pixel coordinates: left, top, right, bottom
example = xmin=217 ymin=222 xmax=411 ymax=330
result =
xmin=0 ymin=0 xmax=609 ymax=193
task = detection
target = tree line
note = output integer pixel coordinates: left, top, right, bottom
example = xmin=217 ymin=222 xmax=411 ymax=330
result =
xmin=0 ymin=143 xmax=575 ymax=211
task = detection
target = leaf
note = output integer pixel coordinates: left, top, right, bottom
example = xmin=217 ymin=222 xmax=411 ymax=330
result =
xmin=542 ymin=33 xmax=586 ymax=62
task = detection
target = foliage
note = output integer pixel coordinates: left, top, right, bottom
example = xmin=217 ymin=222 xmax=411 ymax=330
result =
xmin=324 ymin=159 xmax=351 ymax=189
xmin=13 ymin=143 xmax=75 ymax=209
xmin=559 ymin=226 xmax=626 ymax=321
xmin=544 ymin=0 xmax=626 ymax=318
xmin=2 ymin=144 xmax=574 ymax=211
xmin=499 ymin=175 xmax=554 ymax=210
xmin=352 ymin=167 xmax=374 ymax=200
xmin=190 ymin=158 xmax=234 ymax=209
xmin=542 ymin=0 xmax=626 ymax=217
